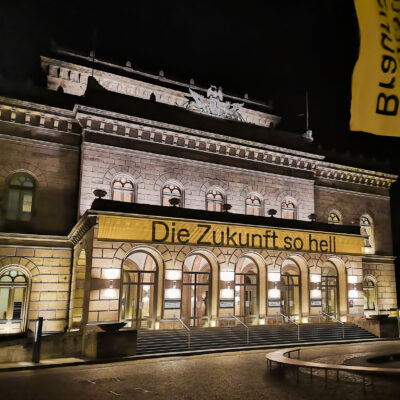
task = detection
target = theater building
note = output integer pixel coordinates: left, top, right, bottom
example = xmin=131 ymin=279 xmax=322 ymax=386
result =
xmin=0 ymin=48 xmax=397 ymax=335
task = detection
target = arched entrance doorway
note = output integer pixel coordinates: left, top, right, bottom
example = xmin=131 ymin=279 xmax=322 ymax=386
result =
xmin=322 ymin=262 xmax=339 ymax=316
xmin=120 ymin=252 xmax=158 ymax=329
xmin=235 ymin=257 xmax=258 ymax=325
xmin=281 ymin=262 xmax=301 ymax=319
xmin=181 ymin=254 xmax=211 ymax=327
xmin=0 ymin=267 xmax=29 ymax=334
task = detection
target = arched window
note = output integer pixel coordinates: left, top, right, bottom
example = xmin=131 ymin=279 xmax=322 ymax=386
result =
xmin=0 ymin=268 xmax=29 ymax=333
xmin=206 ymin=189 xmax=224 ymax=212
xmin=328 ymin=211 xmax=341 ymax=225
xmin=363 ymin=276 xmax=377 ymax=312
xmin=162 ymin=183 xmax=183 ymax=207
xmin=281 ymin=199 xmax=296 ymax=220
xmin=360 ymin=215 xmax=375 ymax=253
xmin=111 ymin=176 xmax=135 ymax=202
xmin=7 ymin=173 xmax=35 ymax=221
xmin=245 ymin=194 xmax=262 ymax=216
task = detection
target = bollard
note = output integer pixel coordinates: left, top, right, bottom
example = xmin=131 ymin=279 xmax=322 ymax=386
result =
xmin=32 ymin=317 xmax=43 ymax=363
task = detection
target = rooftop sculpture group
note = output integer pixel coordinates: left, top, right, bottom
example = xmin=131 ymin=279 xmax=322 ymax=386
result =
xmin=186 ymin=85 xmax=244 ymax=121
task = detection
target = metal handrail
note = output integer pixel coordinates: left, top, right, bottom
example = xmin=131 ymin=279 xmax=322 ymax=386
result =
xmin=279 ymin=312 xmax=300 ymax=340
xmin=173 ymin=314 xmax=191 ymax=348
xmin=321 ymin=311 xmax=345 ymax=339
xmin=230 ymin=314 xmax=249 ymax=344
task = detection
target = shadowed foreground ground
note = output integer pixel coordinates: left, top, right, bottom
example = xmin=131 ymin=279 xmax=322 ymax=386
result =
xmin=1 ymin=349 xmax=399 ymax=400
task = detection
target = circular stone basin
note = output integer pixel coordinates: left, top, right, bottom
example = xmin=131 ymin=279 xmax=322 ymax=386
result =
xmin=97 ymin=322 xmax=127 ymax=332
xmin=367 ymin=354 xmax=400 ymax=368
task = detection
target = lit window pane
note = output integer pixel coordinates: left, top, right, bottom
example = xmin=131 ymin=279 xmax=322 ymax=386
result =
xmin=112 ymin=177 xmax=135 ymax=203
xmin=0 ymin=288 xmax=10 ymax=320
xmin=22 ymin=193 xmax=32 ymax=212
xmin=7 ymin=189 xmax=19 ymax=220
xmin=162 ymin=183 xmax=182 ymax=207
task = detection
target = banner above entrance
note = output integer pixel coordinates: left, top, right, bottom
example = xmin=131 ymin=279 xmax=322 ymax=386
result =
xmin=97 ymin=215 xmax=365 ymax=255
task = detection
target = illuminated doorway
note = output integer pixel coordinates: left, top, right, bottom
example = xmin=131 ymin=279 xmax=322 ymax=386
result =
xmin=322 ymin=263 xmax=338 ymax=316
xmin=234 ymin=257 xmax=258 ymax=325
xmin=0 ymin=268 xmax=29 ymax=334
xmin=120 ymin=252 xmax=157 ymax=329
xmin=181 ymin=254 xmax=211 ymax=327
xmin=281 ymin=263 xmax=300 ymax=318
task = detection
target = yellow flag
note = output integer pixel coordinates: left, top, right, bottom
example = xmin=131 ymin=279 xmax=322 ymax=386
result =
xmin=351 ymin=0 xmax=400 ymax=137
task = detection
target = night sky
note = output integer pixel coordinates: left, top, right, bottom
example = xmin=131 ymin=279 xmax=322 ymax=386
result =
xmin=1 ymin=1 xmax=400 ymax=301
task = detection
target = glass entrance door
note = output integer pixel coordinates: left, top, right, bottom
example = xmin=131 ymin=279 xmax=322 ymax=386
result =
xmin=182 ymin=271 xmax=210 ymax=327
xmin=281 ymin=274 xmax=300 ymax=318
xmin=121 ymin=270 xmax=155 ymax=328
xmin=322 ymin=275 xmax=338 ymax=316
xmin=321 ymin=264 xmax=338 ymax=317
xmin=235 ymin=272 xmax=257 ymax=324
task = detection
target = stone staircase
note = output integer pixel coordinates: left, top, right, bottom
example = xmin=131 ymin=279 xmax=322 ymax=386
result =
xmin=136 ymin=322 xmax=378 ymax=355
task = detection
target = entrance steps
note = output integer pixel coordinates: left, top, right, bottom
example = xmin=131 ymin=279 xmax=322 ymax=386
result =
xmin=136 ymin=322 xmax=377 ymax=355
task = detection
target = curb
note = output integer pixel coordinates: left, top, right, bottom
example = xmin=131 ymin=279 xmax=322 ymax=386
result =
xmin=0 ymin=337 xmax=389 ymax=373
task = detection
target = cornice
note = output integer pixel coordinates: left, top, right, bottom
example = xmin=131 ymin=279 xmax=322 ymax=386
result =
xmin=0 ymin=97 xmax=81 ymax=135
xmin=68 ymin=213 xmax=97 ymax=246
xmin=315 ymin=162 xmax=397 ymax=189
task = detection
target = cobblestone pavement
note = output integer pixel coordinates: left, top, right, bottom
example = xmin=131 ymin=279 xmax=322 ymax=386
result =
xmin=1 ymin=350 xmax=399 ymax=400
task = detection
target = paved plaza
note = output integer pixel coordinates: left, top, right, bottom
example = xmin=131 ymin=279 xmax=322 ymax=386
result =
xmin=1 ymin=349 xmax=400 ymax=400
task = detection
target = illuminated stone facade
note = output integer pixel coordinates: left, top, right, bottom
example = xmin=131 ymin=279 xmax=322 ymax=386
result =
xmin=0 ymin=50 xmax=397 ymax=335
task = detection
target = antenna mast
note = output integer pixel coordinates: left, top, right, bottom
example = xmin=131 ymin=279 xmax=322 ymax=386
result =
xmin=302 ymin=90 xmax=313 ymax=142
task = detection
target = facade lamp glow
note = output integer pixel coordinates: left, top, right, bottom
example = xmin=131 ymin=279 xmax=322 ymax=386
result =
xmin=310 ymin=274 xmax=321 ymax=283
xmin=310 ymin=289 xmax=321 ymax=299
xmin=349 ymin=289 xmax=358 ymax=299
xmin=348 ymin=275 xmax=358 ymax=284
xmin=268 ymin=272 xmax=280 ymax=282
xmin=165 ymin=270 xmax=182 ymax=281
xmin=220 ymin=271 xmax=234 ymax=282
xmin=268 ymin=288 xmax=280 ymax=299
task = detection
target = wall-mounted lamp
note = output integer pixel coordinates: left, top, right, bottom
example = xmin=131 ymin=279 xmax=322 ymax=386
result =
xmin=348 ymin=275 xmax=358 ymax=284
xmin=348 ymin=275 xmax=358 ymax=299
xmin=310 ymin=274 xmax=321 ymax=284
xmin=165 ymin=270 xmax=182 ymax=281
xmin=310 ymin=289 xmax=321 ymax=299
xmin=220 ymin=271 xmax=234 ymax=282
xmin=268 ymin=288 xmax=281 ymax=299
xmin=268 ymin=272 xmax=280 ymax=282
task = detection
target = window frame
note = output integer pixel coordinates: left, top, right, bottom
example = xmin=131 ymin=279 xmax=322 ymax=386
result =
xmin=281 ymin=199 xmax=296 ymax=220
xmin=161 ymin=181 xmax=184 ymax=207
xmin=111 ymin=175 xmax=136 ymax=203
xmin=205 ymin=188 xmax=225 ymax=212
xmin=0 ymin=267 xmax=30 ymax=333
xmin=6 ymin=173 xmax=36 ymax=222
xmin=328 ymin=211 xmax=342 ymax=225
xmin=245 ymin=194 xmax=263 ymax=216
